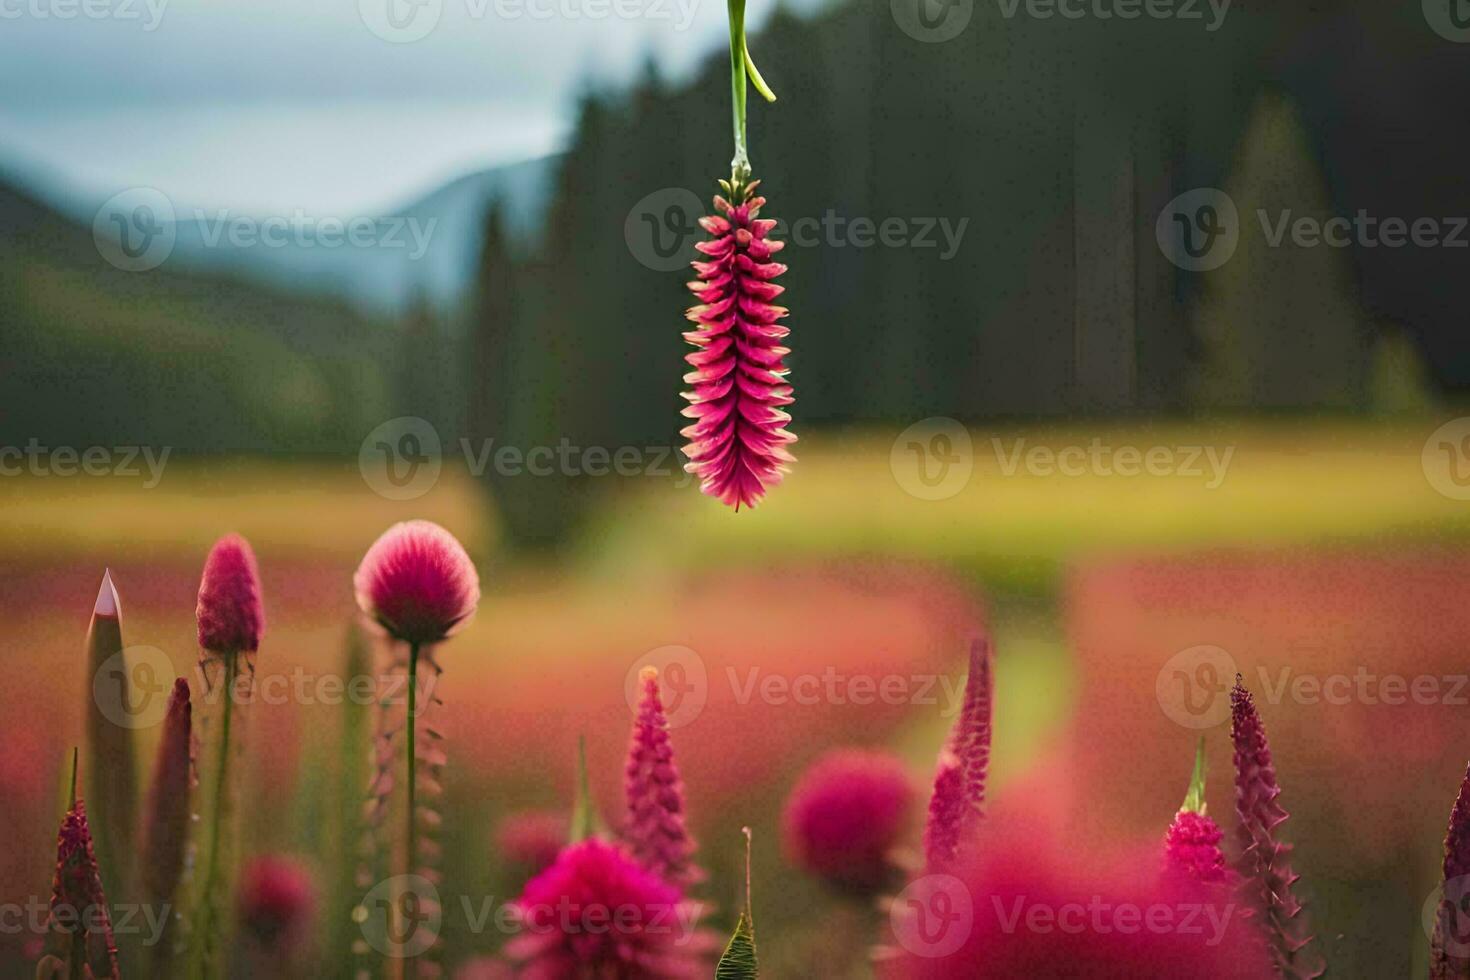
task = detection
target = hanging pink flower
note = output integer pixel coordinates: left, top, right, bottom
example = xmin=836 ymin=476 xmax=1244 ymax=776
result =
xmin=196 ymin=533 xmax=265 ymax=654
xmin=782 ymin=748 xmax=914 ymax=893
xmin=353 ymin=520 xmax=480 ymax=646
xmin=505 ymin=838 xmax=714 ymax=978
xmin=680 ymin=183 xmax=795 ymax=511
xmin=623 ymin=667 xmax=701 ymax=886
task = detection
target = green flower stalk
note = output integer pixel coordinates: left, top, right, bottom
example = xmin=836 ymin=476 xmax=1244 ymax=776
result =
xmin=84 ymin=569 xmax=137 ymax=907
xmin=189 ymin=535 xmax=265 ymax=979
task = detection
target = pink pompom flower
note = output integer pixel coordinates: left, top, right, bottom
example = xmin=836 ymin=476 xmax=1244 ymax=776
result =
xmin=196 ymin=533 xmax=264 ymax=654
xmin=353 ymin=520 xmax=480 ymax=646
xmin=782 ymin=748 xmax=914 ymax=893
xmin=506 ymin=838 xmax=714 ymax=978
xmin=238 ymin=855 xmax=316 ymax=956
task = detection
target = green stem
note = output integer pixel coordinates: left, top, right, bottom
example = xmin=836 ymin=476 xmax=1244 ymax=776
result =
xmin=196 ymin=651 xmax=239 ymax=978
xmin=727 ymin=0 xmax=750 ymax=176
xmin=404 ymin=641 xmax=420 ymax=969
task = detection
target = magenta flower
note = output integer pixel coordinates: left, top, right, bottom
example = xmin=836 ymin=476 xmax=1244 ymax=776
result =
xmin=922 ymin=639 xmax=992 ymax=870
xmin=238 ymin=855 xmax=316 ymax=956
xmin=1162 ymin=737 xmax=1232 ymax=887
xmin=196 ymin=533 xmax=265 ymax=654
xmin=38 ymin=792 xmax=119 ymax=980
xmin=497 ymin=810 xmax=568 ymax=877
xmin=782 ymin=748 xmax=914 ymax=893
xmin=505 ymin=838 xmax=713 ymax=978
xmin=354 ymin=520 xmax=480 ymax=646
xmin=1231 ymin=679 xmax=1324 ymax=978
xmin=680 ymin=183 xmax=795 ymax=511
xmin=624 ymin=667 xmax=701 ymax=886
xmin=880 ymin=823 xmax=1273 ymax=980
xmin=1431 ymin=761 xmax=1470 ymax=978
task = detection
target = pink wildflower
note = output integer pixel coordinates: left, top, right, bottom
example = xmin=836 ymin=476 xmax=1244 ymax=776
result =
xmin=922 ymin=639 xmax=992 ymax=869
xmin=238 ymin=855 xmax=316 ymax=956
xmin=196 ymin=534 xmax=265 ymax=654
xmin=1431 ymin=761 xmax=1470 ymax=979
xmin=353 ymin=520 xmax=480 ymax=646
xmin=781 ymin=748 xmax=913 ymax=893
xmin=624 ymin=667 xmax=701 ymax=886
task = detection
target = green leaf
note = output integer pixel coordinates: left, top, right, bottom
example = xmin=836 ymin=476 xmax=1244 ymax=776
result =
xmin=569 ymin=735 xmax=603 ymax=843
xmin=1181 ymin=735 xmax=1208 ymax=815
xmin=716 ymin=910 xmax=758 ymax=979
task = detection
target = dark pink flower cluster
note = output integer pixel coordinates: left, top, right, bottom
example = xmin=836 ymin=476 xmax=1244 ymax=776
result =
xmin=624 ymin=667 xmax=700 ymax=887
xmin=782 ymin=748 xmax=913 ymax=893
xmin=681 ymin=184 xmax=795 ymax=511
xmin=354 ymin=519 xmax=480 ymax=646
xmin=196 ymin=533 xmax=265 ymax=654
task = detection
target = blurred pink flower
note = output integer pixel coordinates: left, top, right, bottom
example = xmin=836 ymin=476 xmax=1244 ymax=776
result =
xmin=1431 ymin=761 xmax=1470 ymax=979
xmin=40 ymin=795 xmax=118 ymax=979
xmin=497 ymin=810 xmax=568 ymax=876
xmin=196 ymin=533 xmax=265 ymax=654
xmin=1163 ymin=810 xmax=1231 ymax=885
xmin=238 ymin=855 xmax=316 ymax=955
xmin=881 ymin=823 xmax=1272 ymax=980
xmin=680 ymin=183 xmax=795 ymax=510
xmin=354 ymin=520 xmax=480 ymax=646
xmin=624 ymin=667 xmax=700 ymax=886
xmin=782 ymin=748 xmax=914 ymax=893
xmin=923 ymin=639 xmax=991 ymax=869
xmin=506 ymin=838 xmax=713 ymax=978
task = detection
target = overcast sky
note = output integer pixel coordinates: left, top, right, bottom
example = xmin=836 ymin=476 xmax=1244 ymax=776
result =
xmin=0 ymin=0 xmax=789 ymax=215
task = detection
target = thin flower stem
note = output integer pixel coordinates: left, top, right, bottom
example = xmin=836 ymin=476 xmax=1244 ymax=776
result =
xmin=727 ymin=0 xmax=750 ymax=175
xmin=196 ymin=650 xmax=239 ymax=978
xmin=404 ymin=640 xmax=420 ymax=969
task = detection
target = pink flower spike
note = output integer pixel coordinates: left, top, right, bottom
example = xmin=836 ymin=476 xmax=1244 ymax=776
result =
xmin=1431 ymin=761 xmax=1470 ymax=979
xmin=680 ymin=182 xmax=796 ymax=511
xmin=354 ymin=520 xmax=480 ymax=646
xmin=922 ymin=638 xmax=992 ymax=870
xmin=196 ymin=534 xmax=265 ymax=654
xmin=1231 ymin=678 xmax=1324 ymax=978
xmin=506 ymin=838 xmax=714 ymax=978
xmin=623 ymin=667 xmax=701 ymax=886
xmin=782 ymin=749 xmax=913 ymax=894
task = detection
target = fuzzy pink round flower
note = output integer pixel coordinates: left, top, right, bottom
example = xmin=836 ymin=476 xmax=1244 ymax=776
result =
xmin=497 ymin=810 xmax=567 ymax=876
xmin=1163 ymin=810 xmax=1231 ymax=885
xmin=505 ymin=838 xmax=713 ymax=978
xmin=354 ymin=520 xmax=480 ymax=646
xmin=238 ymin=855 xmax=315 ymax=953
xmin=782 ymin=748 xmax=914 ymax=893
xmin=196 ymin=533 xmax=264 ymax=654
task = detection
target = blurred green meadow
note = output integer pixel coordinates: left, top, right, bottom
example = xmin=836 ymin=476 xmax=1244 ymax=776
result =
xmin=2 ymin=418 xmax=1467 ymax=975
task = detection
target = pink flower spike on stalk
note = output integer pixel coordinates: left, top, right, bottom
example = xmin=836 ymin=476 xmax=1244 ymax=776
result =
xmin=506 ymin=838 xmax=714 ymax=978
xmin=624 ymin=667 xmax=702 ymax=886
xmin=679 ymin=0 xmax=792 ymax=511
xmin=782 ymin=748 xmax=913 ymax=894
xmin=354 ymin=520 xmax=480 ymax=646
xmin=39 ymin=758 xmax=120 ymax=980
xmin=922 ymin=638 xmax=992 ymax=870
xmin=1430 ymin=761 xmax=1470 ymax=979
xmin=1231 ymin=677 xmax=1324 ymax=978
xmin=1163 ymin=736 xmax=1232 ymax=886
xmin=196 ymin=534 xmax=264 ymax=655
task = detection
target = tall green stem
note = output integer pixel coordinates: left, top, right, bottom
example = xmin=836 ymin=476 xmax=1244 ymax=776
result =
xmin=728 ymin=0 xmax=750 ymax=175
xmin=404 ymin=641 xmax=420 ymax=970
xmin=194 ymin=651 xmax=239 ymax=978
